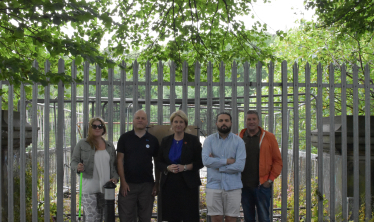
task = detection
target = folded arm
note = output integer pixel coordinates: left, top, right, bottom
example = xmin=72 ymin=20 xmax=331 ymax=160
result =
xmin=202 ymin=138 xmax=227 ymax=168
xmin=219 ymin=140 xmax=246 ymax=173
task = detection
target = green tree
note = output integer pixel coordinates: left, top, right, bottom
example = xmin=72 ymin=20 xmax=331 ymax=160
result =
xmin=305 ymin=0 xmax=374 ymax=36
xmin=0 ymin=0 xmax=114 ymax=86
xmin=1 ymin=0 xmax=280 ymax=86
xmin=273 ymin=20 xmax=374 ymax=115
xmin=1 ymin=0 xmax=283 ymax=110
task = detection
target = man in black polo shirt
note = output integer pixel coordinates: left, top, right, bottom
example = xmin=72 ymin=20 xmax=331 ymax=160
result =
xmin=117 ymin=109 xmax=160 ymax=222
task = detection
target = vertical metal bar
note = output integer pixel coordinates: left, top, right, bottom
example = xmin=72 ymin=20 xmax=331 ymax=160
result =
xmin=206 ymin=60 xmax=213 ymax=222
xmin=170 ymin=61 xmax=176 ymax=115
xmin=193 ymin=61 xmax=201 ymax=221
xmin=108 ymin=67 xmax=114 ymax=142
xmin=20 ymin=82 xmax=26 ymax=222
xmin=194 ymin=61 xmax=201 ymax=137
xmin=341 ymin=64 xmax=348 ymax=222
xmin=145 ymin=61 xmax=151 ymax=122
xmin=305 ymin=62 xmax=312 ymax=222
xmin=268 ymin=62 xmax=274 ymax=133
xmin=352 ymin=64 xmax=359 ymax=221
xmin=219 ymin=61 xmax=225 ymax=113
xmin=281 ymin=61 xmax=288 ymax=221
xmin=91 ymin=102 xmax=94 ymax=118
xmin=70 ymin=60 xmax=77 ymax=222
xmin=120 ymin=61 xmax=127 ymax=135
xmin=182 ymin=61 xmax=188 ymax=113
xmin=158 ymin=61 xmax=164 ymax=125
xmin=31 ymin=60 xmax=38 ymax=222
xmin=207 ymin=62 xmax=213 ymax=135
xmin=83 ymin=61 xmax=90 ymax=138
xmin=256 ymin=61 xmax=262 ymax=124
xmin=243 ymin=62 xmax=250 ymax=120
xmin=329 ymin=63 xmax=335 ymax=219
xmin=293 ymin=62 xmax=300 ymax=220
xmin=364 ymin=64 xmax=371 ymax=221
xmin=231 ymin=61 xmax=238 ymax=134
xmin=268 ymin=61 xmax=275 ymax=221
xmin=156 ymin=61 xmax=163 ymax=222
xmin=56 ymin=59 xmax=65 ymax=222
xmin=44 ymin=60 xmax=51 ymax=222
xmin=8 ymin=85 xmax=14 ymax=222
xmin=96 ymin=64 xmax=102 ymax=117
xmin=316 ymin=63 xmax=324 ymax=220
xmin=132 ymin=60 xmax=139 ymax=115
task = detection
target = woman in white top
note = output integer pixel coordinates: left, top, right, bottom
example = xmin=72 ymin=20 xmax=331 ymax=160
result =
xmin=71 ymin=117 xmax=119 ymax=222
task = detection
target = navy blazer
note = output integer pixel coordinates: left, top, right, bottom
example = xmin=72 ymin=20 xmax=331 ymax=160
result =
xmin=156 ymin=133 xmax=204 ymax=189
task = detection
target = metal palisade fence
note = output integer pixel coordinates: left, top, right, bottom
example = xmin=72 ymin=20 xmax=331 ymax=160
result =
xmin=1 ymin=59 xmax=373 ymax=222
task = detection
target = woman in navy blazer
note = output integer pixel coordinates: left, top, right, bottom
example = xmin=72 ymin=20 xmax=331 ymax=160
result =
xmin=156 ymin=110 xmax=203 ymax=222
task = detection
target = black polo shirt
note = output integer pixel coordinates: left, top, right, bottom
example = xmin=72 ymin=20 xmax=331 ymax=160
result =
xmin=117 ymin=130 xmax=159 ymax=183
xmin=241 ymin=129 xmax=261 ymax=188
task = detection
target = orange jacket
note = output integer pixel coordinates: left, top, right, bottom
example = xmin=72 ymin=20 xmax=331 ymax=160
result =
xmin=239 ymin=127 xmax=283 ymax=184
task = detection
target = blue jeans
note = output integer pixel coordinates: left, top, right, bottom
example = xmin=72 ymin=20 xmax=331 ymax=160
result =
xmin=241 ymin=185 xmax=271 ymax=222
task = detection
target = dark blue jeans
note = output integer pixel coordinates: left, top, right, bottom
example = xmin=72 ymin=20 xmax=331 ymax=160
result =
xmin=241 ymin=185 xmax=271 ymax=222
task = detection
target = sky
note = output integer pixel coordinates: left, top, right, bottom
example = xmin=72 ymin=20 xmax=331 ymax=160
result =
xmin=239 ymin=0 xmax=315 ymax=34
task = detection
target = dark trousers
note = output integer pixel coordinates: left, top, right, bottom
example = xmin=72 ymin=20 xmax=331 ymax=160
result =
xmin=118 ymin=182 xmax=154 ymax=222
xmin=241 ymin=185 xmax=271 ymax=222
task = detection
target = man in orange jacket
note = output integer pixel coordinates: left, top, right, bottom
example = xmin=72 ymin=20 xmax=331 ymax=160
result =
xmin=239 ymin=110 xmax=283 ymax=222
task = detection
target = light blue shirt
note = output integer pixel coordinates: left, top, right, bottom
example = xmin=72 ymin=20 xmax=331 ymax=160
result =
xmin=202 ymin=132 xmax=246 ymax=191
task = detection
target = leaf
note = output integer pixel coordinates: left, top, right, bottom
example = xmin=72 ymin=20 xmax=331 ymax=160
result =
xmin=75 ymin=56 xmax=83 ymax=66
xmin=53 ymin=16 xmax=62 ymax=26
xmin=14 ymin=27 xmax=24 ymax=39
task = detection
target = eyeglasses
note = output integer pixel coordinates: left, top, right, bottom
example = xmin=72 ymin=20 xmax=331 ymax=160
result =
xmin=91 ymin=124 xmax=104 ymax=129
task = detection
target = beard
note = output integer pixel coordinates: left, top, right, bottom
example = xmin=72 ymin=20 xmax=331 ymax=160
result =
xmin=217 ymin=125 xmax=231 ymax=134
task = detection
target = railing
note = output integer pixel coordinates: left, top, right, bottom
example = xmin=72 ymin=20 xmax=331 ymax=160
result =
xmin=2 ymin=59 xmax=373 ymax=221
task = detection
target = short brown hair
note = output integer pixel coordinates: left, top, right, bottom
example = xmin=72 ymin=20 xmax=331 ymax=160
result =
xmin=216 ymin=112 xmax=232 ymax=123
xmin=246 ymin=110 xmax=259 ymax=119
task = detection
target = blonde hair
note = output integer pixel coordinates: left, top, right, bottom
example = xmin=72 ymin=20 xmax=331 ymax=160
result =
xmin=170 ymin=110 xmax=188 ymax=131
xmin=86 ymin=117 xmax=107 ymax=150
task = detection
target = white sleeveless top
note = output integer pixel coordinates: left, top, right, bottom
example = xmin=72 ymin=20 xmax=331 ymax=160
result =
xmin=82 ymin=150 xmax=110 ymax=194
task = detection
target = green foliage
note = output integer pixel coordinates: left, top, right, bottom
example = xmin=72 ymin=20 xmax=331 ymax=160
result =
xmin=356 ymin=193 xmax=374 ymax=222
xmin=1 ymin=0 xmax=280 ymax=111
xmin=273 ymin=177 xmax=330 ymax=221
xmin=0 ymin=0 xmax=106 ymax=86
xmin=4 ymin=156 xmax=45 ymax=221
xmin=305 ymin=0 xmax=374 ymax=36
xmin=1 ymin=0 xmax=278 ymax=86
xmin=273 ymin=20 xmax=374 ymax=115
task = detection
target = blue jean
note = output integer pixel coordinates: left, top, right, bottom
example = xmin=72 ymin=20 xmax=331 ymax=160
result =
xmin=241 ymin=185 xmax=271 ymax=222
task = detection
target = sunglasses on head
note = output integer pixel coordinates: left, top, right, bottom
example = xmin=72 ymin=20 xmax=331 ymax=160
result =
xmin=91 ymin=124 xmax=104 ymax=129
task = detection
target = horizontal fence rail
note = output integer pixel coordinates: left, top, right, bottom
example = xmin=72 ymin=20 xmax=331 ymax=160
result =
xmin=1 ymin=60 xmax=373 ymax=222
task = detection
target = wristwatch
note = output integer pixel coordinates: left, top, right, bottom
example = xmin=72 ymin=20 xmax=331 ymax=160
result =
xmin=184 ymin=165 xmax=187 ymax=171
xmin=267 ymin=179 xmax=273 ymax=184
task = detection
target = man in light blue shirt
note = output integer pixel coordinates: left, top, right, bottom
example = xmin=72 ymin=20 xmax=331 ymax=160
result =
xmin=202 ymin=112 xmax=246 ymax=222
